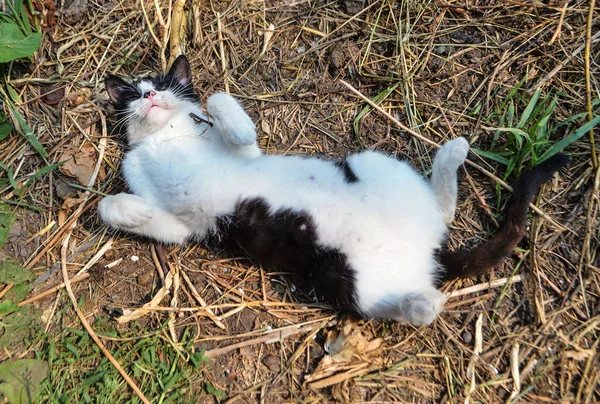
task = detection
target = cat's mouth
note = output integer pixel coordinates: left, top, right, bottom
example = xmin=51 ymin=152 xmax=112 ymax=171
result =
xmin=145 ymin=102 xmax=168 ymax=114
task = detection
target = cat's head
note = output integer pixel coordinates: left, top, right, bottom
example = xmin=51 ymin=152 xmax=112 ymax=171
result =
xmin=105 ymin=55 xmax=197 ymax=145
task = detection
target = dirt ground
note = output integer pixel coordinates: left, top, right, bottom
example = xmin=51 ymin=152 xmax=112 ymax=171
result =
xmin=1 ymin=0 xmax=599 ymax=402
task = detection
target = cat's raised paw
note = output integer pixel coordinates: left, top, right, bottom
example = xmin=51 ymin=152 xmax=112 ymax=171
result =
xmin=207 ymin=93 xmax=257 ymax=146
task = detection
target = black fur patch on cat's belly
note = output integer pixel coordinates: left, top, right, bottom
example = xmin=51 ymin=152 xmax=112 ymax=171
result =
xmin=336 ymin=159 xmax=359 ymax=183
xmin=216 ymin=197 xmax=359 ymax=313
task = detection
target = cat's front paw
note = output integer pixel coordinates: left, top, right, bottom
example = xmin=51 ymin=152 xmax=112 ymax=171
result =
xmin=99 ymin=194 xmax=154 ymax=229
xmin=206 ymin=93 xmax=257 ymax=146
xmin=221 ymin=121 xmax=257 ymax=146
xmin=399 ymin=290 xmax=446 ymax=326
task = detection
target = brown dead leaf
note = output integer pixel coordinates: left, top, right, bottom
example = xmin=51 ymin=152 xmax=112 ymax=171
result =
xmin=305 ymin=321 xmax=383 ymax=389
xmin=58 ymin=192 xmax=87 ymax=225
xmin=33 ymin=0 xmax=57 ymax=30
xmin=563 ymin=349 xmax=595 ymax=361
xmin=59 ymin=143 xmax=105 ymax=186
xmin=325 ymin=322 xmax=382 ymax=363
xmin=67 ymin=88 xmax=92 ymax=106
xmin=261 ymin=119 xmax=271 ymax=135
xmin=41 ymin=86 xmax=64 ymax=106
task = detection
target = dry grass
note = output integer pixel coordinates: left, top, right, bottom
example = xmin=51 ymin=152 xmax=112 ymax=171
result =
xmin=1 ymin=0 xmax=599 ymax=402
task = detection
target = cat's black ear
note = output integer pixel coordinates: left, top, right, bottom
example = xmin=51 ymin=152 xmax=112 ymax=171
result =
xmin=105 ymin=74 xmax=134 ymax=105
xmin=167 ymin=55 xmax=193 ymax=87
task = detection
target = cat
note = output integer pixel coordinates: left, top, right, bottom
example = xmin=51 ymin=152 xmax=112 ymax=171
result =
xmin=100 ymin=55 xmax=571 ymax=326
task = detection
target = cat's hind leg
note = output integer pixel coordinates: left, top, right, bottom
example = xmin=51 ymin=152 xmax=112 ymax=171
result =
xmin=206 ymin=93 xmax=261 ymax=158
xmin=369 ymin=288 xmax=446 ymax=326
xmin=99 ymin=193 xmax=192 ymax=244
xmin=430 ymin=137 xmax=469 ymax=224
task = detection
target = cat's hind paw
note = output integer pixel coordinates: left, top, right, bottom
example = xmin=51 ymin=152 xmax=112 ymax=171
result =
xmin=399 ymin=290 xmax=446 ymax=326
xmin=438 ymin=137 xmax=469 ymax=168
xmin=99 ymin=193 xmax=154 ymax=229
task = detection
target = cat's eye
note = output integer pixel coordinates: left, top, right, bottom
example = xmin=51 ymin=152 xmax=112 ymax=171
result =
xmin=120 ymin=87 xmax=141 ymax=102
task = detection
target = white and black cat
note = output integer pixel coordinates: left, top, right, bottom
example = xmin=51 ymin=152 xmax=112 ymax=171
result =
xmin=100 ymin=55 xmax=570 ymax=326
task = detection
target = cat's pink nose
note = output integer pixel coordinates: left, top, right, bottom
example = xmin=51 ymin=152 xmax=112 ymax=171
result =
xmin=143 ymin=91 xmax=156 ymax=99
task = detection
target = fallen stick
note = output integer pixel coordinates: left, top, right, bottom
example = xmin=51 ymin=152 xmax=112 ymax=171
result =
xmin=446 ymin=274 xmax=524 ymax=299
xmin=19 ymin=273 xmax=90 ymax=307
xmin=203 ymin=324 xmax=316 ymax=358
xmin=308 ymin=363 xmax=377 ymax=389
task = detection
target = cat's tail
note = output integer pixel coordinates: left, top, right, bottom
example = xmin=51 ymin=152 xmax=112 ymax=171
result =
xmin=438 ymin=153 xmax=571 ymax=283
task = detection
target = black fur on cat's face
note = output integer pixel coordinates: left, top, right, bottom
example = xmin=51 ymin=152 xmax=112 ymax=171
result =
xmin=104 ymin=55 xmax=199 ymax=144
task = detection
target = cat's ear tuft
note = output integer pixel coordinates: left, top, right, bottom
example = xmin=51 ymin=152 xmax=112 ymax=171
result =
xmin=105 ymin=75 xmax=132 ymax=104
xmin=168 ymin=55 xmax=193 ymax=87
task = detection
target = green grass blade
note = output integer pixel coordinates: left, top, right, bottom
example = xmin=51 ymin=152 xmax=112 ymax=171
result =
xmin=517 ymin=89 xmax=541 ymax=129
xmin=507 ymin=100 xmax=515 ymax=128
xmin=539 ymin=115 xmax=600 ymax=161
xmin=353 ymin=83 xmax=399 ymax=148
xmin=21 ymin=160 xmax=65 ymax=189
xmin=483 ymin=126 xmax=530 ymax=142
xmin=554 ymin=112 xmax=588 ymax=129
xmin=0 ymin=161 xmax=19 ymax=191
xmin=535 ymin=114 xmax=552 ymax=141
xmin=499 ymin=75 xmax=527 ymax=110
xmin=7 ymin=102 xmax=48 ymax=159
xmin=472 ymin=148 xmax=511 ymax=165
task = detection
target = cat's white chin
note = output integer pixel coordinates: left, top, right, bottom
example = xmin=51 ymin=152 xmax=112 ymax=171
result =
xmin=144 ymin=105 xmax=174 ymax=125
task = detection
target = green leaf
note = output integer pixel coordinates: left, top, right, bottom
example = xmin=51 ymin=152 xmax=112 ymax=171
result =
xmin=483 ymin=126 xmax=530 ymax=149
xmin=539 ymin=116 xmax=600 ymax=162
xmin=507 ymin=100 xmax=515 ymax=128
xmin=7 ymin=103 xmax=48 ymax=158
xmin=0 ymin=20 xmax=41 ymax=63
xmin=0 ymin=113 xmax=12 ymax=142
xmin=0 ymin=121 xmax=11 ymax=141
xmin=65 ymin=342 xmax=80 ymax=359
xmin=499 ymin=75 xmax=527 ymax=110
xmin=517 ymin=89 xmax=541 ymax=129
xmin=535 ymin=114 xmax=552 ymax=141
xmin=189 ymin=350 xmax=209 ymax=368
xmin=472 ymin=148 xmax=511 ymax=165
xmin=0 ymin=359 xmax=49 ymax=404
xmin=554 ymin=112 xmax=588 ymax=129
xmin=6 ymin=283 xmax=30 ymax=301
xmin=0 ymin=204 xmax=16 ymax=248
xmin=205 ymin=382 xmax=226 ymax=399
xmin=0 ymin=260 xmax=34 ymax=285
xmin=0 ymin=300 xmax=19 ymax=316
xmin=0 ymin=305 xmax=42 ymax=349
xmin=0 ymin=160 xmax=19 ymax=192
xmin=6 ymin=84 xmax=22 ymax=104
xmin=17 ymin=160 xmax=65 ymax=196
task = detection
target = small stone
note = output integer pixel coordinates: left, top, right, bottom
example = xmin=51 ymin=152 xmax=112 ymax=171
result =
xmin=462 ymin=331 xmax=472 ymax=344
xmin=131 ymin=255 xmax=139 ymax=262
xmin=262 ymin=355 xmax=280 ymax=373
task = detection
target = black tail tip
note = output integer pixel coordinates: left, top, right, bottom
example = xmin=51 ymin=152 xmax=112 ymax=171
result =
xmin=539 ymin=153 xmax=572 ymax=172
